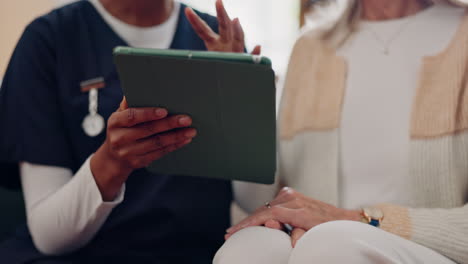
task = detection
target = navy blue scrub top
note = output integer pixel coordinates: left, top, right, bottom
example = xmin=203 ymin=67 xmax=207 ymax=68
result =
xmin=0 ymin=1 xmax=232 ymax=263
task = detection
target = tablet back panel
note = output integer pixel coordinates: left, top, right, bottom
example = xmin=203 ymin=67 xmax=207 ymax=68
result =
xmin=114 ymin=50 xmax=276 ymax=184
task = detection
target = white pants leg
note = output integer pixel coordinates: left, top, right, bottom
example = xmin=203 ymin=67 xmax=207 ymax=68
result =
xmin=290 ymin=221 xmax=455 ymax=264
xmin=214 ymin=221 xmax=455 ymax=264
xmin=213 ymin=226 xmax=292 ymax=264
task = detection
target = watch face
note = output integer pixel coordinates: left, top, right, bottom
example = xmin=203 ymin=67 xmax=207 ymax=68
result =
xmin=364 ymin=207 xmax=384 ymax=220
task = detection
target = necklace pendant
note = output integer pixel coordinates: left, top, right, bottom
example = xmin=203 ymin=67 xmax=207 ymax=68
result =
xmin=383 ymin=48 xmax=390 ymax=55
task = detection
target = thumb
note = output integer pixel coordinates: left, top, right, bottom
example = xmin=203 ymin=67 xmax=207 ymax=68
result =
xmin=291 ymin=228 xmax=306 ymax=248
xmin=251 ymin=45 xmax=262 ymax=55
xmin=118 ymin=97 xmax=128 ymax=112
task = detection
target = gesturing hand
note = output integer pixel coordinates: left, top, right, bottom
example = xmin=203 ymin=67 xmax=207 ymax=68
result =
xmin=226 ymin=187 xmax=362 ymax=247
xmin=185 ymin=0 xmax=261 ymax=55
xmin=91 ymin=98 xmax=196 ymax=201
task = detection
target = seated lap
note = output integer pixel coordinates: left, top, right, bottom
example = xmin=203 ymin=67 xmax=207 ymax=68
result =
xmin=215 ymin=221 xmax=455 ymax=264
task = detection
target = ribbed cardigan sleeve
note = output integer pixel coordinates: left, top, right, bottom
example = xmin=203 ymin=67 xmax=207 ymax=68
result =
xmin=376 ymin=204 xmax=468 ymax=264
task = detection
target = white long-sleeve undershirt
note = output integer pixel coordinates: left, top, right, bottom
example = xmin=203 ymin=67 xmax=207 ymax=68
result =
xmin=20 ymin=157 xmax=125 ymax=255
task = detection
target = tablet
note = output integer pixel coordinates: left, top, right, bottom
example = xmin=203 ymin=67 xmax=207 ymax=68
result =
xmin=114 ymin=46 xmax=276 ymax=184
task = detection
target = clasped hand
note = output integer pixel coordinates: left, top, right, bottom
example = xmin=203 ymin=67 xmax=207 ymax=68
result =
xmin=226 ymin=187 xmax=362 ymax=247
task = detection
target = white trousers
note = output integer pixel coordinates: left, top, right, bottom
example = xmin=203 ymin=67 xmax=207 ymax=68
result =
xmin=213 ymin=221 xmax=455 ymax=264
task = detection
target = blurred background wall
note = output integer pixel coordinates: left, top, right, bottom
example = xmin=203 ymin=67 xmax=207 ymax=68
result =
xmin=0 ymin=1 xmax=53 ymax=76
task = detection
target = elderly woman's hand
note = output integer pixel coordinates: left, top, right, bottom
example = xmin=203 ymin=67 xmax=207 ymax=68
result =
xmin=185 ymin=0 xmax=261 ymax=55
xmin=226 ymin=187 xmax=362 ymax=246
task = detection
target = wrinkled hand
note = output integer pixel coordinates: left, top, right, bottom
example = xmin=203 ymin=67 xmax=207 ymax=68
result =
xmin=185 ymin=0 xmax=261 ymax=55
xmin=91 ymin=98 xmax=196 ymax=201
xmin=226 ymin=187 xmax=362 ymax=247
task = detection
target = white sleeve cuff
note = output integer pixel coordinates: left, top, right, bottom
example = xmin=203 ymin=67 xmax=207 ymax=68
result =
xmin=80 ymin=155 xmax=126 ymax=208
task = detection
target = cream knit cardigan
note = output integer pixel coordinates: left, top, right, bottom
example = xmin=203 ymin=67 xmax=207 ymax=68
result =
xmin=278 ymin=11 xmax=468 ymax=263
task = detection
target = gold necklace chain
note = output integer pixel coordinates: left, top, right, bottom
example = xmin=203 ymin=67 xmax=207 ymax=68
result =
xmin=365 ymin=18 xmax=417 ymax=55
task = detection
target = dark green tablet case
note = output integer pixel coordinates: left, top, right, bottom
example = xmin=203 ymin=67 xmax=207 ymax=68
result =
xmin=114 ymin=47 xmax=276 ymax=184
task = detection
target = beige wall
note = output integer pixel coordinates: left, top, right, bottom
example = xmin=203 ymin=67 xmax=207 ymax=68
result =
xmin=0 ymin=0 xmax=53 ymax=76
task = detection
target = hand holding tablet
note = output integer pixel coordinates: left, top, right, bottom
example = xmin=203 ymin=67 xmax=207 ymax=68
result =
xmin=91 ymin=98 xmax=196 ymax=201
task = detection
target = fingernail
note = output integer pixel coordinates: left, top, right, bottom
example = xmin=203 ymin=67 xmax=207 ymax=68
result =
xmin=179 ymin=116 xmax=191 ymax=126
xmin=179 ymin=139 xmax=192 ymax=146
xmin=155 ymin=108 xmax=167 ymax=117
xmin=185 ymin=129 xmax=197 ymax=138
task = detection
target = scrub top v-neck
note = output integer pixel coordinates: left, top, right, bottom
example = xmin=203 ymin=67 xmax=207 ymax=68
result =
xmin=0 ymin=1 xmax=232 ymax=263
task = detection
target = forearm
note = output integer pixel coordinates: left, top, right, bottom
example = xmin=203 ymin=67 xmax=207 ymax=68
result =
xmin=376 ymin=203 xmax=468 ymax=264
xmin=21 ymin=157 xmax=125 ymax=255
xmin=91 ymin=143 xmax=131 ymax=201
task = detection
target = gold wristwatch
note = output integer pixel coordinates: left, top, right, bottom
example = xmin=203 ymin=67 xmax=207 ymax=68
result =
xmin=361 ymin=207 xmax=384 ymax=227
